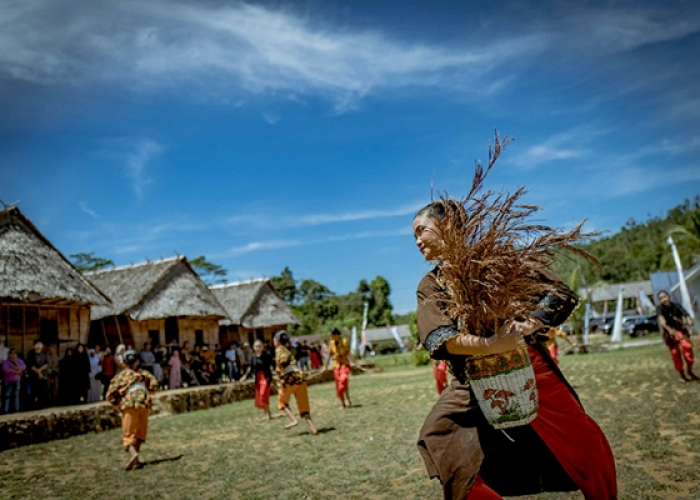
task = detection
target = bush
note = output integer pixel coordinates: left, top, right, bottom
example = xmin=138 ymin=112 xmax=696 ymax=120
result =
xmin=412 ymin=348 xmax=430 ymax=366
xmin=373 ymin=340 xmax=401 ymax=355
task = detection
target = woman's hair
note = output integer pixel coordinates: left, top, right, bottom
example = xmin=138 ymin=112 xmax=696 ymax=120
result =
xmin=329 ymin=327 xmax=341 ymax=336
xmin=253 ymin=339 xmax=263 ymax=347
xmin=657 ymin=290 xmax=669 ymax=298
xmin=274 ymin=330 xmax=290 ymax=346
xmin=414 ymin=200 xmax=467 ymax=225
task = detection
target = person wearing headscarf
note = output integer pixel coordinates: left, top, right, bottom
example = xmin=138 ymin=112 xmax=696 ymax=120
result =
xmin=323 ymin=328 xmax=358 ymax=409
xmin=168 ymin=349 xmax=181 ymax=389
xmin=87 ymin=348 xmax=103 ymax=403
xmin=274 ymin=331 xmax=317 ymax=435
xmin=106 ymin=349 xmax=159 ymax=471
xmin=241 ymin=339 xmax=276 ymax=420
xmin=74 ymin=343 xmax=91 ymax=404
xmin=115 ymin=344 xmax=127 ymax=372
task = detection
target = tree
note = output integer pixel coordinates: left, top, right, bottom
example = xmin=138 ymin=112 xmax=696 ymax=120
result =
xmin=70 ymin=252 xmax=114 ymax=273
xmin=368 ymin=276 xmax=393 ymax=326
xmin=189 ymin=255 xmax=227 ymax=285
xmin=270 ymin=267 xmax=298 ymax=304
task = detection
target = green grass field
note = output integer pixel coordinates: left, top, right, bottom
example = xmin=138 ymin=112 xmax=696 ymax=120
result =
xmin=1 ymin=343 xmax=699 ymax=500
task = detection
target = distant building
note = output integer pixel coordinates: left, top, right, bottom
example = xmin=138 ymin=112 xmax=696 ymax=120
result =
xmin=363 ymin=325 xmax=412 ymax=345
xmin=210 ymin=279 xmax=300 ymax=346
xmin=86 ymin=256 xmax=227 ymax=349
xmin=0 ymin=207 xmax=111 ymax=356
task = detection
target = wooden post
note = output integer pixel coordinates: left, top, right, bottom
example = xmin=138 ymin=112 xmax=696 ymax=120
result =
xmin=100 ymin=319 xmax=109 ymax=346
xmin=113 ymin=315 xmax=124 ymax=345
xmin=21 ymin=304 xmax=26 ymax=356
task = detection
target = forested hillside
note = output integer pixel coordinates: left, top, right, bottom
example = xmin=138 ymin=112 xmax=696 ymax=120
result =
xmin=555 ymin=196 xmax=700 ymax=284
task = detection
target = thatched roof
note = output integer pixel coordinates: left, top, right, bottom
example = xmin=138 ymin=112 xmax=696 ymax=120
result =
xmin=210 ymin=279 xmax=300 ymax=328
xmin=0 ymin=207 xmax=110 ymax=306
xmin=87 ymin=256 xmax=227 ymax=321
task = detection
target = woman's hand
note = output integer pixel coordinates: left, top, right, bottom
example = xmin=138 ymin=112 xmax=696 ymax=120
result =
xmin=482 ymin=320 xmax=521 ymax=355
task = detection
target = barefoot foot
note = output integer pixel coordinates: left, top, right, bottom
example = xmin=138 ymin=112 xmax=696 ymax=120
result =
xmin=284 ymin=420 xmax=299 ymax=430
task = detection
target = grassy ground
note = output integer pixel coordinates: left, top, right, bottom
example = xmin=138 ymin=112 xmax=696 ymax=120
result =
xmin=1 ymin=343 xmax=699 ymax=500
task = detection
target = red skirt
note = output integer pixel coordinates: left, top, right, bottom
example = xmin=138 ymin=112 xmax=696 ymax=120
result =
xmin=310 ymin=351 xmax=321 ymax=369
xmin=334 ymin=365 xmax=351 ymax=398
xmin=418 ymin=344 xmax=617 ymax=500
xmin=254 ymin=371 xmax=271 ymax=409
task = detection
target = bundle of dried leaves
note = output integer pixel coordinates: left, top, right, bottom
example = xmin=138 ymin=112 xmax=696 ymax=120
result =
xmin=433 ymin=131 xmax=599 ymax=337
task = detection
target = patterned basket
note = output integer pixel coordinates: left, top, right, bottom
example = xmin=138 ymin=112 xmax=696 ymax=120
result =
xmin=466 ymin=343 xmax=538 ymax=429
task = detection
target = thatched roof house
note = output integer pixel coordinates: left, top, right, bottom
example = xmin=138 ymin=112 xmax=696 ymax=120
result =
xmin=210 ymin=279 xmax=299 ymax=346
xmin=85 ymin=256 xmax=227 ymax=349
xmin=0 ymin=207 xmax=110 ymax=354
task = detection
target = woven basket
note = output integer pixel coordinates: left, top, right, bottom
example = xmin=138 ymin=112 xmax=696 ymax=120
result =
xmin=466 ymin=343 xmax=538 ymax=429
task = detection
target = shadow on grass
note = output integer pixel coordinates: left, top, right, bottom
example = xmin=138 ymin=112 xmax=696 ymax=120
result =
xmin=295 ymin=427 xmax=336 ymax=437
xmin=137 ymin=454 xmax=185 ymax=468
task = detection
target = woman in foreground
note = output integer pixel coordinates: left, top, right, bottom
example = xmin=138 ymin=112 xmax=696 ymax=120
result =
xmin=413 ymin=201 xmax=617 ymax=500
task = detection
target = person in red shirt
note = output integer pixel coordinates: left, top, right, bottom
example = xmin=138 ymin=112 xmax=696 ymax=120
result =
xmin=99 ymin=347 xmax=117 ymax=398
xmin=657 ymin=290 xmax=697 ymax=382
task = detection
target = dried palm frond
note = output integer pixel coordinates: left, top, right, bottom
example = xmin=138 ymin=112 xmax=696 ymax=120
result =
xmin=434 ymin=131 xmax=599 ymax=337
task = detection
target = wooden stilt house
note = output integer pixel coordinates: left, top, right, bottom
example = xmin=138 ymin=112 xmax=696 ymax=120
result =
xmin=0 ymin=207 xmax=111 ymax=356
xmin=86 ymin=256 xmax=228 ymax=349
xmin=210 ymin=279 xmax=300 ymax=346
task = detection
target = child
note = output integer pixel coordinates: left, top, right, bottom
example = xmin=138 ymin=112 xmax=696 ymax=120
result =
xmin=106 ymin=350 xmax=159 ymax=470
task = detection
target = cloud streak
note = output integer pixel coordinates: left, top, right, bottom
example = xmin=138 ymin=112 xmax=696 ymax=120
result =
xmin=219 ymin=227 xmax=412 ymax=257
xmin=78 ymin=201 xmax=99 ymax=219
xmin=229 ymin=201 xmax=425 ymax=229
xmin=0 ymin=1 xmax=543 ymax=110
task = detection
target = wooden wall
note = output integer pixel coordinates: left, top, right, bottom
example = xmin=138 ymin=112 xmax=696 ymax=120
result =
xmin=218 ymin=324 xmax=286 ymax=347
xmin=0 ymin=302 xmax=90 ymax=357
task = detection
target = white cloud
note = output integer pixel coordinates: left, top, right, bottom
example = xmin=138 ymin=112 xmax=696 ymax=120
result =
xmin=229 ymin=201 xmax=425 ymax=229
xmin=78 ymin=201 xmax=99 ymax=218
xmin=121 ymin=138 xmax=165 ymax=199
xmin=506 ymin=130 xmax=591 ymax=170
xmin=0 ymin=1 xmax=545 ymax=110
xmin=220 ymin=227 xmax=412 ymax=257
xmin=261 ymin=112 xmax=281 ymax=125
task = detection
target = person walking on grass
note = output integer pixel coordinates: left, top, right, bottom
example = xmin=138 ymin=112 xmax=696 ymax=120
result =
xmin=240 ymin=340 xmax=276 ymax=420
xmin=323 ymin=328 xmax=358 ymax=409
xmin=106 ymin=350 xmax=159 ymax=471
xmin=274 ymin=331 xmax=317 ymax=435
xmin=657 ymin=290 xmax=698 ymax=382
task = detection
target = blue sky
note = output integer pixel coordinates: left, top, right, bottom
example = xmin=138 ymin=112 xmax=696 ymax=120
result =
xmin=2 ymin=0 xmax=700 ymax=314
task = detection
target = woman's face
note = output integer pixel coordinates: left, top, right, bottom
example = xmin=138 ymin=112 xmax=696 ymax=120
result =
xmin=658 ymin=292 xmax=671 ymax=307
xmin=77 ymin=345 xmax=84 ymax=353
xmin=254 ymin=342 xmax=263 ymax=355
xmin=412 ymin=214 xmax=442 ymax=261
xmin=273 ymin=337 xmax=280 ymax=347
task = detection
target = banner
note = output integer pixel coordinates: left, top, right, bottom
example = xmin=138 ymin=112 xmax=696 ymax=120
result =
xmin=350 ymin=326 xmax=359 ymax=356
xmin=637 ymin=290 xmax=655 ymax=313
xmin=390 ymin=326 xmax=407 ymax=352
xmin=611 ymin=285 xmax=624 ymax=342
xmin=668 ymin=235 xmax=695 ymax=319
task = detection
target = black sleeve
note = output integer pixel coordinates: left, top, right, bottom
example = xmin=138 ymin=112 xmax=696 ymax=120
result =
xmin=531 ymin=272 xmax=580 ymax=327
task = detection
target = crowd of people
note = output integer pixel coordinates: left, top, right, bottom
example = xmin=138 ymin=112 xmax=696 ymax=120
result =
xmin=0 ymin=335 xmax=333 ymax=416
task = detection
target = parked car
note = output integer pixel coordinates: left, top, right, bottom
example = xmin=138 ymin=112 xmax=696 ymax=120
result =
xmin=624 ymin=315 xmax=659 ymax=337
xmin=597 ymin=316 xmax=616 ymax=335
xmin=590 ymin=316 xmax=614 ymax=333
